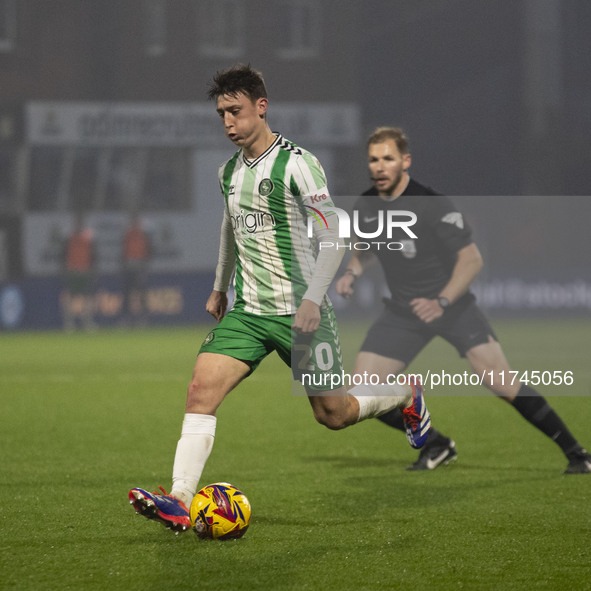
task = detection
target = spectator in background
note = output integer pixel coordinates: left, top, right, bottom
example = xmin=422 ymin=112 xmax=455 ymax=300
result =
xmin=62 ymin=213 xmax=96 ymax=331
xmin=121 ymin=212 xmax=151 ymax=327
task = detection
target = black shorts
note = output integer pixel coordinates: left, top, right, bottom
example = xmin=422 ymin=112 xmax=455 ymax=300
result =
xmin=360 ymin=300 xmax=497 ymax=365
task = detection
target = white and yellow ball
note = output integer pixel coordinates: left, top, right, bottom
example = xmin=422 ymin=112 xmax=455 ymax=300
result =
xmin=190 ymin=482 xmax=251 ymax=540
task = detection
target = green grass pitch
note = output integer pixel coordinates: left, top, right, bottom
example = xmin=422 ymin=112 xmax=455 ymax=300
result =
xmin=1 ymin=318 xmax=590 ymax=590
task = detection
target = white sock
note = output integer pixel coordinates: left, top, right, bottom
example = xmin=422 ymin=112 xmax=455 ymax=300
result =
xmin=170 ymin=413 xmax=216 ymax=507
xmin=350 ymin=384 xmax=412 ymax=422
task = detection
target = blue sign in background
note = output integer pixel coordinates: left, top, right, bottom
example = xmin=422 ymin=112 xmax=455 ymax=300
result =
xmin=0 ymin=271 xmax=216 ymax=331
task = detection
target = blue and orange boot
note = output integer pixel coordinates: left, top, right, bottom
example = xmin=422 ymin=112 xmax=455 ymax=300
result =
xmin=401 ymin=377 xmax=431 ymax=449
xmin=129 ymin=487 xmax=190 ymax=533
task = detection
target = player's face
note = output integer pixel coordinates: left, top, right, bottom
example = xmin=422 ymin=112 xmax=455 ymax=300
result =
xmin=216 ymin=92 xmax=268 ymax=149
xmin=368 ymin=140 xmax=411 ymax=197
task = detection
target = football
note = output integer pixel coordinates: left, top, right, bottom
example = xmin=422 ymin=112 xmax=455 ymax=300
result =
xmin=190 ymin=482 xmax=251 ymax=540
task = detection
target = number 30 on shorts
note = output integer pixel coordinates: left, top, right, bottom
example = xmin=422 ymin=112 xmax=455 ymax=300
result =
xmin=294 ymin=342 xmax=335 ymax=371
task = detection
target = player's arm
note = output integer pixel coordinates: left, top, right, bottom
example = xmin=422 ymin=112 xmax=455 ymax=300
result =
xmin=411 ymin=242 xmax=483 ymax=323
xmin=207 ymin=207 xmax=236 ymax=322
xmin=294 ymin=213 xmax=345 ymax=333
xmin=293 ymin=155 xmax=344 ymax=333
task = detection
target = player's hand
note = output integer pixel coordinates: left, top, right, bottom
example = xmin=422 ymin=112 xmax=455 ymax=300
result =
xmin=410 ymin=297 xmax=444 ymax=324
xmin=206 ymin=290 xmax=228 ymax=322
xmin=335 ymin=273 xmax=356 ymax=299
xmin=293 ymin=299 xmax=321 ymax=334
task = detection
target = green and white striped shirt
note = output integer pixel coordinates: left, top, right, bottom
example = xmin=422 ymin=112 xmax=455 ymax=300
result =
xmin=214 ymin=133 xmax=339 ymax=316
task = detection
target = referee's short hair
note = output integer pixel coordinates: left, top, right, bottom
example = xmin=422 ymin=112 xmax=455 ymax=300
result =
xmin=367 ymin=127 xmax=409 ymax=154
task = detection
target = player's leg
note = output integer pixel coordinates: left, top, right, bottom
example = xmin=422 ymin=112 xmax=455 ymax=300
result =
xmin=63 ymin=273 xmax=86 ymax=331
xmin=61 ymin=288 xmax=75 ymax=332
xmin=169 ymin=311 xmax=276 ymax=505
xmin=354 ymin=352 xmax=407 ymax=379
xmin=136 ymin=265 xmax=149 ymax=325
xmin=130 ymin=311 xmax=270 ymax=531
xmin=465 ymin=339 xmax=590 ymax=474
xmin=352 ymin=309 xmax=425 ymax=431
xmin=78 ymin=274 xmax=96 ymax=331
xmin=297 ymin=306 xmax=431 ymax=447
xmin=354 ymin=351 xmax=407 ymax=427
xmin=305 ymin=379 xmax=412 ymax=429
xmin=442 ymin=301 xmax=588 ymax=473
xmin=306 ymin=378 xmax=430 ymax=448
xmin=352 ymin=351 xmax=457 ymax=469
xmin=121 ymin=268 xmax=132 ymax=323
xmin=129 ymin=351 xmax=250 ymax=531
xmin=170 ymin=351 xmax=251 ymax=504
xmin=352 ymin=309 xmax=455 ymax=462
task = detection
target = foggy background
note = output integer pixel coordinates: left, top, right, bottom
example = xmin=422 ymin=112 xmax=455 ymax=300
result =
xmin=0 ymin=0 xmax=589 ymax=329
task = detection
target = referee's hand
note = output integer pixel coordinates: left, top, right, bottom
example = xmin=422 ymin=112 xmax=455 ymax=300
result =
xmin=335 ymin=273 xmax=356 ymax=299
xmin=410 ymin=297 xmax=444 ymax=324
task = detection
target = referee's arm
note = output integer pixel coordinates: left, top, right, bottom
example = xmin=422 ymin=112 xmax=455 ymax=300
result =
xmin=335 ymin=250 xmax=377 ymax=299
xmin=411 ymin=243 xmax=483 ymax=323
xmin=439 ymin=242 xmax=483 ymax=304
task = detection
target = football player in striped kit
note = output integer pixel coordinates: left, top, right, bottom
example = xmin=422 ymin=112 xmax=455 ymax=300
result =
xmin=129 ymin=65 xmax=431 ymax=532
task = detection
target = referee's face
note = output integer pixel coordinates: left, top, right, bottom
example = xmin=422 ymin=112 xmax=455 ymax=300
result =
xmin=368 ymin=140 xmax=411 ymax=197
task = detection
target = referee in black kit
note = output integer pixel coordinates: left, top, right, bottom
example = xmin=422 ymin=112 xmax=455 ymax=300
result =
xmin=336 ymin=126 xmax=590 ymax=474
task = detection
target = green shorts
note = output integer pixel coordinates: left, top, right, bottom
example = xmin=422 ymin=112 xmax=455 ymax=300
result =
xmin=66 ymin=272 xmax=91 ymax=295
xmin=199 ymin=308 xmax=344 ymax=391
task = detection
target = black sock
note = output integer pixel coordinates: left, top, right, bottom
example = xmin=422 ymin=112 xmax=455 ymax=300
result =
xmin=377 ymin=408 xmax=405 ymax=430
xmin=377 ymin=409 xmax=447 ymax=446
xmin=424 ymin=428 xmax=448 ymax=447
xmin=511 ymin=385 xmax=581 ymax=457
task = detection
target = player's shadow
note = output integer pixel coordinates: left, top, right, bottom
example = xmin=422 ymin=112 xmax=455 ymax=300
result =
xmin=302 ymin=455 xmax=408 ymax=469
xmin=304 ymin=454 xmax=559 ymax=476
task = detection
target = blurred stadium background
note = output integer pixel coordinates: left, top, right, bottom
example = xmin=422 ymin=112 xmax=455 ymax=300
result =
xmin=0 ymin=0 xmax=590 ymax=331
xmin=1 ymin=5 xmax=590 ymax=589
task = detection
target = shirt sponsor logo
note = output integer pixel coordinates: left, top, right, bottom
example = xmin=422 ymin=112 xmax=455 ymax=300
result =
xmin=310 ymin=193 xmax=329 ymax=204
xmin=230 ymin=209 xmax=277 ymax=234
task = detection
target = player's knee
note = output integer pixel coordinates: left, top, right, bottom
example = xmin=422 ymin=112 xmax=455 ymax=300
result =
xmin=313 ymin=408 xmax=348 ymax=431
xmin=186 ymin=374 xmax=217 ymax=411
xmin=487 ymin=382 xmax=519 ymax=401
xmin=480 ymin=374 xmax=518 ymax=400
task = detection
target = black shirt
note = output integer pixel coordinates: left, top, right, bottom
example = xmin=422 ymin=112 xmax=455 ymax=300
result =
xmin=354 ymin=179 xmax=474 ymax=313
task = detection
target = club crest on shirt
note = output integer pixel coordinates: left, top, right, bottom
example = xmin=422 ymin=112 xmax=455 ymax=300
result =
xmin=400 ymin=239 xmax=417 ymax=259
xmin=258 ymin=178 xmax=274 ymax=197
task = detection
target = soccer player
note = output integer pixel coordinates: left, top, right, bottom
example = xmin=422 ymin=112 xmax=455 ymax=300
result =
xmin=335 ymin=126 xmax=591 ymax=475
xmin=129 ymin=67 xmax=431 ymax=532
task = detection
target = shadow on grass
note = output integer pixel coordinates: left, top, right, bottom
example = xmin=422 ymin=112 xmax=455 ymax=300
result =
xmin=302 ymin=455 xmax=408 ymax=469
xmin=304 ymin=453 xmax=561 ymax=476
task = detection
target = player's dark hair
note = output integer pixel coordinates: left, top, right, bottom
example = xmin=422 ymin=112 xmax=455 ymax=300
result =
xmin=207 ymin=64 xmax=267 ymax=102
xmin=367 ymin=127 xmax=409 ymax=154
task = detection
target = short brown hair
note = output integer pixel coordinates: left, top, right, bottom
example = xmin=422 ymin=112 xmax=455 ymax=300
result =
xmin=367 ymin=127 xmax=409 ymax=154
xmin=207 ymin=63 xmax=267 ymax=102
